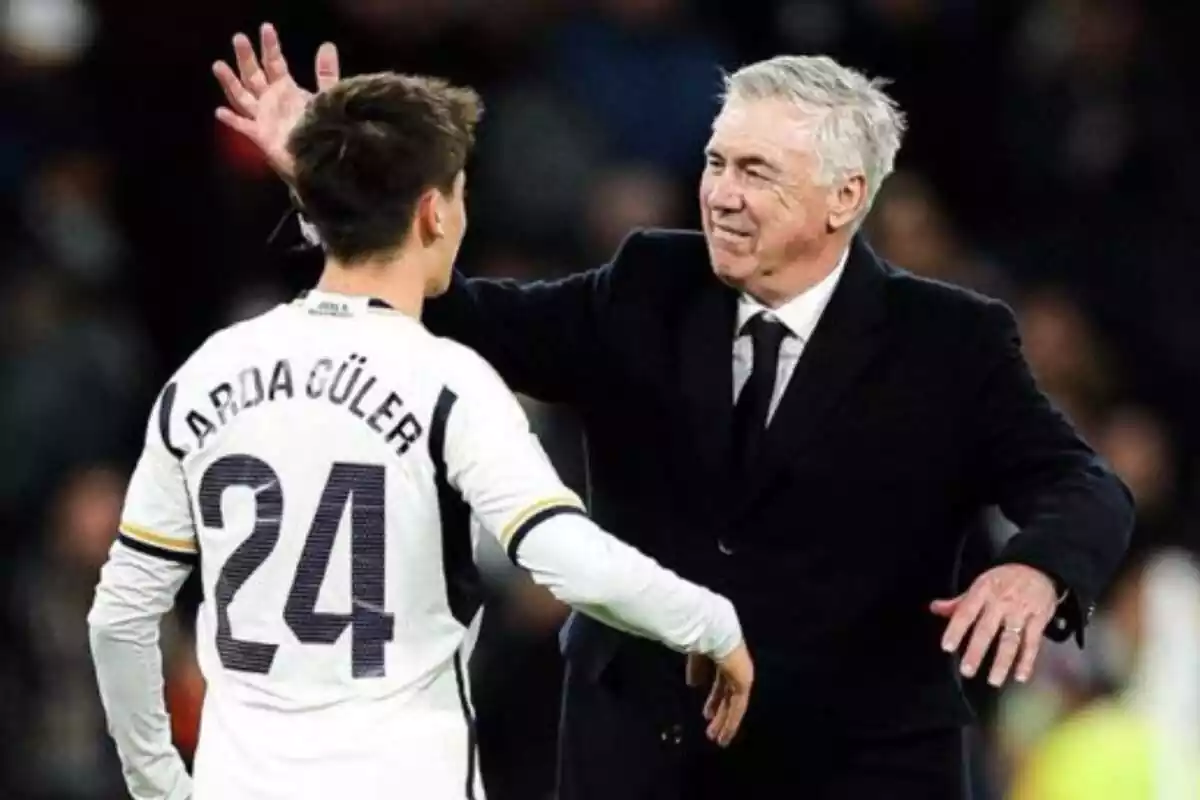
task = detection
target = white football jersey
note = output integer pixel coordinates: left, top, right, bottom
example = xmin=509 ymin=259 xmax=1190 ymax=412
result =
xmin=90 ymin=288 xmax=741 ymax=800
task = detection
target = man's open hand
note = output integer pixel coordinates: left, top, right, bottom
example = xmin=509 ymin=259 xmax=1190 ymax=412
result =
xmin=931 ymin=563 xmax=1059 ymax=687
xmin=212 ymin=22 xmax=341 ymax=180
xmin=685 ymin=642 xmax=754 ymax=747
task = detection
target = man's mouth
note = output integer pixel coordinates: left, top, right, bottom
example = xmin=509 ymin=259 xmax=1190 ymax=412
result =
xmin=710 ymin=223 xmax=752 ymax=242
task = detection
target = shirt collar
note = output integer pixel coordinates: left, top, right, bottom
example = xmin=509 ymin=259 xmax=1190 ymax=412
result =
xmin=293 ymin=289 xmax=400 ymax=317
xmin=736 ymin=248 xmax=849 ymax=342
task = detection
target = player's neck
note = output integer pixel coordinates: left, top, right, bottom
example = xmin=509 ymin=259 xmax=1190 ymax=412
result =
xmin=317 ymin=258 xmax=426 ymax=319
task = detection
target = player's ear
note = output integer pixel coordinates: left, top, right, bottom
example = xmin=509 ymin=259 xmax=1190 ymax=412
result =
xmin=414 ymin=188 xmax=445 ymax=244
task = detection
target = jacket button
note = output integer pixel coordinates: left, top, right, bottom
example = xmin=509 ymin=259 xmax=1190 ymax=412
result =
xmin=660 ymin=724 xmax=683 ymax=745
xmin=717 ymin=540 xmax=734 ymax=555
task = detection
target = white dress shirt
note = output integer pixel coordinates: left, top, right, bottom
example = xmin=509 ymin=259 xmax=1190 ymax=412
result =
xmin=732 ymin=250 xmax=849 ymax=421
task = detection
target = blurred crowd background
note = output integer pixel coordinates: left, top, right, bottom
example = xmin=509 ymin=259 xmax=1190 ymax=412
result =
xmin=2 ymin=0 xmax=1198 ymax=797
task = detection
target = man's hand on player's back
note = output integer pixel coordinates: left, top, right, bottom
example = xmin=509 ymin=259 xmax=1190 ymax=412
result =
xmin=213 ymin=22 xmax=341 ymax=181
xmin=686 ymin=643 xmax=754 ymax=747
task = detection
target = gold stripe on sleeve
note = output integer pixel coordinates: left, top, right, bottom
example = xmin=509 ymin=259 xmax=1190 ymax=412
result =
xmin=499 ymin=496 xmax=585 ymax=548
xmin=118 ymin=521 xmax=198 ymax=554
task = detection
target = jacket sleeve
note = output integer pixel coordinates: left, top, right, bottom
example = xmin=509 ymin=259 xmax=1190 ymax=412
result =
xmin=969 ymin=300 xmax=1135 ymax=645
xmin=422 ymin=234 xmax=651 ymax=404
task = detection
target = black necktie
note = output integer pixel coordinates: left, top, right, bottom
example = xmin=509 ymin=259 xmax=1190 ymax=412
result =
xmin=732 ymin=312 xmax=788 ymax=468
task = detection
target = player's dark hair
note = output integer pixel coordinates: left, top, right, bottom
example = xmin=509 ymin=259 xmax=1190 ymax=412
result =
xmin=288 ymin=72 xmax=483 ymax=263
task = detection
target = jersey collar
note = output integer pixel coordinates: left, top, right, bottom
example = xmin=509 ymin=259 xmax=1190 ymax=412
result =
xmin=294 ymin=289 xmax=397 ymax=316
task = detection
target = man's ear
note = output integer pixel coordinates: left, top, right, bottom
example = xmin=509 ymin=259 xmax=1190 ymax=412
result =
xmin=827 ymin=174 xmax=867 ymax=232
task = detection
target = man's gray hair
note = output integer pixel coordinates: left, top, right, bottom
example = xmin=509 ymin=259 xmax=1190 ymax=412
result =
xmin=722 ymin=55 xmax=906 ymax=217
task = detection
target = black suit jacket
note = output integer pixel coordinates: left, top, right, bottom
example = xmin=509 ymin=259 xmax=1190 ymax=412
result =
xmin=424 ymin=229 xmax=1134 ymax=735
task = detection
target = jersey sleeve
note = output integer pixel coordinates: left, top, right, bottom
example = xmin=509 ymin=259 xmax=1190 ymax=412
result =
xmin=88 ymin=384 xmax=194 ymax=800
xmin=117 ymin=384 xmax=198 ymax=565
xmin=439 ymin=354 xmax=587 ymax=559
xmin=440 ymin=351 xmax=743 ymax=659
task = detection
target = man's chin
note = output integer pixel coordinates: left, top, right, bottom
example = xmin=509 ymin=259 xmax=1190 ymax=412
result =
xmin=709 ymin=256 xmax=755 ymax=289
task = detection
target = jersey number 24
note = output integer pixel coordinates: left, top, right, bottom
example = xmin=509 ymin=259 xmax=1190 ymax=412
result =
xmin=198 ymin=454 xmax=395 ymax=678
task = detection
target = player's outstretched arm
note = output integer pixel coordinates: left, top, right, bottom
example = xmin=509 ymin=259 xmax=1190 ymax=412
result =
xmin=88 ymin=394 xmax=196 ymax=799
xmin=440 ymin=350 xmax=754 ymax=744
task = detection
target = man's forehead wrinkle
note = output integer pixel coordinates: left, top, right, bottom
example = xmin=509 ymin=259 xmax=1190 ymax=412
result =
xmin=709 ymin=129 xmax=805 ymax=174
xmin=713 ymin=103 xmax=814 ymax=156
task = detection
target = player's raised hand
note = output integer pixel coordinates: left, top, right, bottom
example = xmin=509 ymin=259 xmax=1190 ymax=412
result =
xmin=686 ymin=641 xmax=754 ymax=747
xmin=212 ymin=22 xmax=341 ymax=180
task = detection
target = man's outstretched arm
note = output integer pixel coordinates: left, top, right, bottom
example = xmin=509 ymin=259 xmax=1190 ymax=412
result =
xmin=213 ymin=23 xmax=617 ymax=404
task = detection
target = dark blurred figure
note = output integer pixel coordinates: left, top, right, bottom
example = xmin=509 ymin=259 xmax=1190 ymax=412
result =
xmin=1095 ymin=407 xmax=1177 ymax=551
xmin=11 ymin=466 xmax=128 ymax=799
xmin=865 ymin=170 xmax=1013 ymax=301
xmin=582 ymin=163 xmax=685 ymax=262
xmin=1015 ymin=286 xmax=1118 ymax=441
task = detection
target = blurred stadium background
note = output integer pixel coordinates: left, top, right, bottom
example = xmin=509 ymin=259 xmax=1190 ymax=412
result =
xmin=2 ymin=0 xmax=1199 ymax=797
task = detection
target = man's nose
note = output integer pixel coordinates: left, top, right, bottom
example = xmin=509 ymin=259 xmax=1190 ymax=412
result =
xmin=706 ymin=176 xmax=743 ymax=212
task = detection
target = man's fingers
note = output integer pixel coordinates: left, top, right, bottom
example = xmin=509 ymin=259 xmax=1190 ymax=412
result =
xmin=929 ymin=597 xmax=961 ymax=618
xmin=260 ymin=22 xmax=289 ymax=83
xmin=215 ymin=107 xmax=258 ymax=140
xmin=940 ymin=592 xmax=984 ymax=653
xmin=986 ymin=617 xmax=1026 ymax=687
xmin=1014 ymin=615 xmax=1049 ymax=683
xmin=315 ymin=42 xmax=340 ymax=92
xmin=959 ymin=606 xmax=1004 ymax=678
xmin=213 ymin=61 xmax=258 ymax=117
xmin=233 ymin=32 xmax=269 ymax=96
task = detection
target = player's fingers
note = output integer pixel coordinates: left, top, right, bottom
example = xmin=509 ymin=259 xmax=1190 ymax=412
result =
xmin=213 ymin=61 xmax=258 ymax=117
xmin=959 ymin=603 xmax=1004 ymax=679
xmin=705 ymin=681 xmax=730 ymax=742
xmin=215 ymin=107 xmax=258 ymax=140
xmin=986 ymin=617 xmax=1027 ymax=687
xmin=713 ymin=686 xmax=749 ymax=747
xmin=315 ymin=42 xmax=340 ymax=92
xmin=703 ymin=672 xmax=722 ymax=720
xmin=940 ymin=591 xmax=985 ymax=654
xmin=725 ymin=689 xmax=751 ymax=746
xmin=233 ymin=32 xmax=269 ymax=96
xmin=1014 ymin=613 xmax=1049 ymax=683
xmin=260 ymin=22 xmax=290 ymax=83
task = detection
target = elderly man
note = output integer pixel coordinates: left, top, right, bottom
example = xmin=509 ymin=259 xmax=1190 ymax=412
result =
xmin=213 ymin=25 xmax=1133 ymax=800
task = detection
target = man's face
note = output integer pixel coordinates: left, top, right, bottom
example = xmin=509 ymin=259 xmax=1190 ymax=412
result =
xmin=699 ymin=98 xmax=833 ymax=289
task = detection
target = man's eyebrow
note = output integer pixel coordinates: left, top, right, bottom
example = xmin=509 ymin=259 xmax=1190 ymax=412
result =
xmin=736 ymin=155 xmax=779 ymax=173
xmin=704 ymin=148 xmax=779 ymax=171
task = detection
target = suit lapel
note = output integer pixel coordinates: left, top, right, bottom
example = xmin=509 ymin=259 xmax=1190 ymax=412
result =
xmin=737 ymin=237 xmax=891 ymax=515
xmin=677 ymin=276 xmax=739 ymax=476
